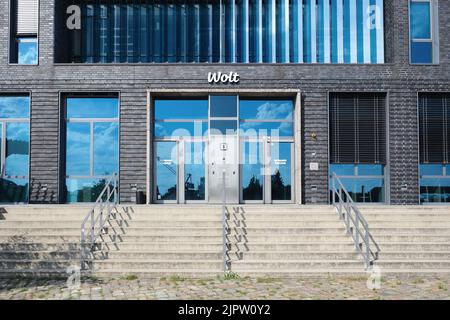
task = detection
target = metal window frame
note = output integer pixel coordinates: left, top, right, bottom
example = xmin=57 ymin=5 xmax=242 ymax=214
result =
xmin=409 ymin=0 xmax=440 ymax=65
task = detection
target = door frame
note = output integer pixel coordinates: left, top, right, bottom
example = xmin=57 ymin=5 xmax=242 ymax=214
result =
xmin=147 ymin=89 xmax=302 ymax=204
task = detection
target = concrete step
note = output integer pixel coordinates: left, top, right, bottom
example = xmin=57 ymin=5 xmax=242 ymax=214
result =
xmin=377 ymin=251 xmax=450 ymax=260
xmin=91 ymin=259 xmax=223 ymax=271
xmin=376 ymin=242 xmax=450 ymax=250
xmin=0 ymin=260 xmax=79 ymax=270
xmin=375 ymin=260 xmax=450 ymax=269
xmin=0 ymin=251 xmax=81 ymax=260
xmin=368 ymin=227 xmax=450 ymax=234
xmin=0 ymin=242 xmax=80 ymax=251
xmin=231 ymin=260 xmax=364 ymax=270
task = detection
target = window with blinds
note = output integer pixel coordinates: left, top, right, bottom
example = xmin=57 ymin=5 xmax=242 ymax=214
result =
xmin=419 ymin=93 xmax=450 ymax=163
xmin=10 ymin=0 xmax=38 ymax=64
xmin=329 ymin=93 xmax=386 ymax=164
xmin=15 ymin=0 xmax=39 ymax=35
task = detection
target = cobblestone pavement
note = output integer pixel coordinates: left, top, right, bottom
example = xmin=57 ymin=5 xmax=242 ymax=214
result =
xmin=0 ymin=274 xmax=449 ymax=300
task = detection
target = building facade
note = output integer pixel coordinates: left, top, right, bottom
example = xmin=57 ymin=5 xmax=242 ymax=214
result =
xmin=0 ymin=0 xmax=449 ymax=205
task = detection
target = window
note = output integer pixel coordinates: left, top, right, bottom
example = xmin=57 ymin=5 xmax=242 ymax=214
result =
xmin=419 ymin=93 xmax=450 ymax=203
xmin=239 ymin=100 xmax=294 ymax=137
xmin=154 ymin=99 xmax=209 ymax=138
xmin=64 ymin=96 xmax=119 ymax=203
xmin=330 ymin=164 xmax=385 ymax=203
xmin=409 ymin=0 xmax=439 ymax=64
xmin=10 ymin=0 xmax=38 ymax=64
xmin=0 ymin=95 xmax=30 ymax=203
xmin=329 ymin=93 xmax=387 ymax=203
xmin=55 ymin=0 xmax=384 ymax=64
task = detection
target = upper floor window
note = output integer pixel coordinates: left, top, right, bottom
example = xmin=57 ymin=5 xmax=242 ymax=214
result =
xmin=10 ymin=0 xmax=39 ymax=65
xmin=409 ymin=0 xmax=439 ymax=64
xmin=55 ymin=0 xmax=385 ymax=64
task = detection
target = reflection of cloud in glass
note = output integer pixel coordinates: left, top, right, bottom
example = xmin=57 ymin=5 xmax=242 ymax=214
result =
xmin=19 ymin=41 xmax=38 ymax=65
xmin=94 ymin=122 xmax=119 ymax=175
xmin=0 ymin=97 xmax=30 ymax=118
xmin=253 ymin=101 xmax=293 ymax=120
xmin=67 ymin=123 xmax=90 ymax=175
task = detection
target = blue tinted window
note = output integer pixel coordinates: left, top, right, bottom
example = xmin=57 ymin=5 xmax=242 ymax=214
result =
xmin=239 ymin=121 xmax=294 ymax=137
xmin=0 ymin=96 xmax=30 ymax=118
xmin=17 ymin=37 xmax=38 ymax=65
xmin=66 ymin=178 xmax=107 ymax=203
xmin=330 ymin=164 xmax=355 ymax=176
xmin=210 ymin=120 xmax=237 ymax=135
xmin=358 ymin=164 xmax=384 ymax=176
xmin=5 ymin=123 xmax=30 ymax=177
xmin=411 ymin=41 xmax=432 ymax=63
xmin=420 ymin=178 xmax=450 ymax=203
xmin=410 ymin=2 xmax=431 ymax=39
xmin=93 ymin=122 xmax=119 ymax=175
xmin=210 ymin=96 xmax=238 ymax=118
xmin=337 ymin=177 xmax=385 ymax=203
xmin=154 ymin=121 xmax=208 ymax=137
xmin=66 ymin=122 xmax=91 ymax=176
xmin=67 ymin=98 xmax=118 ymax=118
xmin=0 ymin=178 xmax=29 ymax=203
xmin=239 ymin=100 xmax=293 ymax=120
xmin=155 ymin=100 xmax=208 ymax=120
xmin=420 ymin=164 xmax=443 ymax=176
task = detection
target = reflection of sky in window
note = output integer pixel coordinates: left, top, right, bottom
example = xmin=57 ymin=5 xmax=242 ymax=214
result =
xmin=239 ymin=122 xmax=293 ymax=136
xmin=67 ymin=98 xmax=118 ymax=118
xmin=420 ymin=164 xmax=443 ymax=176
xmin=66 ymin=123 xmax=90 ymax=176
xmin=18 ymin=39 xmax=38 ymax=65
xmin=185 ymin=142 xmax=205 ymax=196
xmin=155 ymin=100 xmax=208 ymax=119
xmin=240 ymin=100 xmax=293 ymax=120
xmin=93 ymin=122 xmax=119 ymax=175
xmin=270 ymin=143 xmax=291 ymax=183
xmin=156 ymin=142 xmax=177 ymax=196
xmin=154 ymin=122 xmax=207 ymax=137
xmin=5 ymin=123 xmax=29 ymax=176
xmin=0 ymin=97 xmax=30 ymax=118
xmin=410 ymin=2 xmax=431 ymax=39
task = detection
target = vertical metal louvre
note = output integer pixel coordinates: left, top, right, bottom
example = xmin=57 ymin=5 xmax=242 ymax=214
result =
xmin=15 ymin=0 xmax=38 ymax=35
xmin=330 ymin=93 xmax=386 ymax=164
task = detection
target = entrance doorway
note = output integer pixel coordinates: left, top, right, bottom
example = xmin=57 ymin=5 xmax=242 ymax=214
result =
xmin=152 ymin=95 xmax=296 ymax=204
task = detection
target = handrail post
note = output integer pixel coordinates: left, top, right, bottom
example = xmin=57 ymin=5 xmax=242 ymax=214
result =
xmin=355 ymin=209 xmax=360 ymax=252
xmin=332 ymin=176 xmax=336 ymax=205
xmin=90 ymin=209 xmax=95 ymax=247
xmin=222 ymin=169 xmax=228 ymax=272
xmin=365 ymin=224 xmax=371 ymax=269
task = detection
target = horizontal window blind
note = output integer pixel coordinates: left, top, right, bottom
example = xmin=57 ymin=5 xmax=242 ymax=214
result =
xmin=15 ymin=0 xmax=38 ymax=35
xmin=419 ymin=94 xmax=450 ymax=163
xmin=330 ymin=93 xmax=386 ymax=164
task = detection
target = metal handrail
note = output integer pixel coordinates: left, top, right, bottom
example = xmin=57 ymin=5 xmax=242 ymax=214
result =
xmin=222 ymin=170 xmax=230 ymax=272
xmin=331 ymin=173 xmax=380 ymax=269
xmin=80 ymin=173 xmax=118 ymax=269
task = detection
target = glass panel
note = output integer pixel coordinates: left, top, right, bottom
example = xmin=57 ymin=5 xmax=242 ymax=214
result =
xmin=66 ymin=122 xmax=91 ymax=176
xmin=66 ymin=98 xmax=119 ymax=118
xmin=17 ymin=37 xmax=38 ymax=65
xmin=65 ymin=178 xmax=107 ymax=203
xmin=0 ymin=123 xmax=2 ymax=174
xmin=210 ymin=96 xmax=238 ymax=117
xmin=271 ymin=142 xmax=292 ymax=201
xmin=242 ymin=141 xmax=264 ymax=201
xmin=337 ymin=177 xmax=385 ymax=203
xmin=239 ymin=121 xmax=294 ymax=137
xmin=0 ymin=178 xmax=28 ymax=203
xmin=5 ymin=123 xmax=29 ymax=177
xmin=239 ymin=100 xmax=294 ymax=120
xmin=154 ymin=121 xmax=208 ymax=137
xmin=420 ymin=164 xmax=443 ymax=176
xmin=420 ymin=178 xmax=450 ymax=203
xmin=0 ymin=96 xmax=30 ymax=119
xmin=155 ymin=100 xmax=208 ymax=120
xmin=411 ymin=41 xmax=433 ymax=63
xmin=358 ymin=164 xmax=384 ymax=176
xmin=93 ymin=122 xmax=119 ymax=176
xmin=156 ymin=141 xmax=177 ymax=201
xmin=446 ymin=165 xmax=450 ymax=176
xmin=330 ymin=164 xmax=355 ymax=176
xmin=410 ymin=2 xmax=431 ymax=39
xmin=184 ymin=141 xmax=206 ymax=201
xmin=210 ymin=120 xmax=237 ymax=135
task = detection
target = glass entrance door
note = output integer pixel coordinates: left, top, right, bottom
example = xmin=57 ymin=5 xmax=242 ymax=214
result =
xmin=154 ymin=141 xmax=178 ymax=202
xmin=240 ymin=140 xmax=293 ymax=203
xmin=184 ymin=141 xmax=206 ymax=202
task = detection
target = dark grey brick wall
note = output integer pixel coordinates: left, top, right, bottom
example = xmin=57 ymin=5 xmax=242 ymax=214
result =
xmin=0 ymin=0 xmax=449 ymax=204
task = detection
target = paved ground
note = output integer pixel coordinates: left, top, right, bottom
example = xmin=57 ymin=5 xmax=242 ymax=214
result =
xmin=0 ymin=274 xmax=449 ymax=300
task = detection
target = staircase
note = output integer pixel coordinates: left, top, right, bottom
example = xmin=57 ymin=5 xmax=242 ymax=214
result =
xmin=228 ymin=205 xmax=362 ymax=275
xmin=361 ymin=206 xmax=450 ymax=274
xmin=0 ymin=206 xmax=84 ymax=278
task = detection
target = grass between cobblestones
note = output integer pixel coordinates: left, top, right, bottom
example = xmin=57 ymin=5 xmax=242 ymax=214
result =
xmin=0 ymin=274 xmax=449 ymax=300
